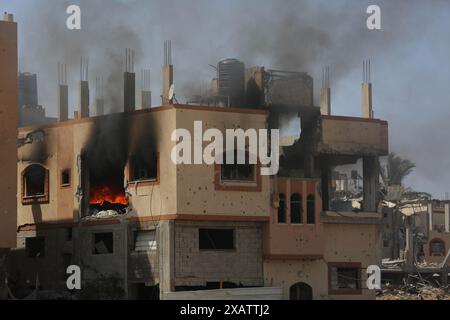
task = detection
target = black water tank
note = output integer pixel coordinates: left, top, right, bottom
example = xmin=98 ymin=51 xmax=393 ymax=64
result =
xmin=217 ymin=58 xmax=245 ymax=107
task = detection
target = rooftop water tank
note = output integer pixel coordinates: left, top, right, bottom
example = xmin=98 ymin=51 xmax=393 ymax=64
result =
xmin=217 ymin=58 xmax=245 ymax=107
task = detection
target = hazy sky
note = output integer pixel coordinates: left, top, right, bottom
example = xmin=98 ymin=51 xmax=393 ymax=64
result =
xmin=2 ymin=0 xmax=450 ymax=197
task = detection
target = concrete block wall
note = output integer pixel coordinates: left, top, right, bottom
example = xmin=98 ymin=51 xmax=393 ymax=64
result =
xmin=173 ymin=221 xmax=263 ymax=287
xmin=79 ymin=224 xmax=126 ymax=282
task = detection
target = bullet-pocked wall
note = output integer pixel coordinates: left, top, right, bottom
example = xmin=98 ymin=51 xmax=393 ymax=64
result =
xmin=174 ymin=106 xmax=271 ymax=218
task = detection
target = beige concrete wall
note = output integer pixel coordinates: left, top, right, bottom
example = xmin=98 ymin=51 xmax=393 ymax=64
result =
xmin=0 ymin=19 xmax=18 ymax=248
xmin=263 ymin=178 xmax=324 ymax=257
xmin=319 ymin=116 xmax=388 ymax=156
xmin=17 ymin=105 xmax=271 ymax=225
xmin=264 ymin=223 xmax=379 ymax=300
xmin=17 ymin=108 xmax=178 ymax=225
xmin=175 ymin=107 xmax=271 ymax=217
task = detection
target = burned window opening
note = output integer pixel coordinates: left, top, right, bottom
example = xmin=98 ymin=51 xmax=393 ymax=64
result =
xmin=61 ymin=169 xmax=70 ymax=186
xmin=22 ymin=164 xmax=49 ymax=204
xmin=290 ymin=193 xmax=303 ymax=224
xmin=26 ymin=237 xmax=45 ymax=258
xmin=199 ymin=229 xmax=234 ymax=250
xmin=278 ymin=193 xmax=286 ymax=223
xmin=23 ymin=164 xmax=46 ymax=197
xmin=330 ymin=160 xmax=363 ymax=211
xmin=129 ymin=153 xmax=158 ymax=182
xmin=93 ymin=232 xmax=114 ymax=255
xmin=221 ymin=149 xmax=256 ymax=182
xmin=88 ymin=162 xmax=128 ymax=215
xmin=329 ymin=264 xmax=361 ymax=294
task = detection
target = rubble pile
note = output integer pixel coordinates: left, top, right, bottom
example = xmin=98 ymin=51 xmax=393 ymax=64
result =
xmin=377 ymin=286 xmax=450 ymax=300
xmin=83 ymin=210 xmax=121 ymax=220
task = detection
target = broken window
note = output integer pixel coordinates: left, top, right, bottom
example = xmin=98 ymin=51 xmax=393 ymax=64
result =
xmin=134 ymin=230 xmax=157 ymax=251
xmin=61 ymin=169 xmax=71 ymax=186
xmin=307 ymin=195 xmax=315 ymax=224
xmin=93 ymin=232 xmax=114 ymax=255
xmin=26 ymin=237 xmax=45 ymax=258
xmin=278 ymin=193 xmax=286 ymax=223
xmin=290 ymin=193 xmax=303 ymax=224
xmin=22 ymin=164 xmax=49 ymax=202
xmin=199 ymin=229 xmax=234 ymax=250
xmin=329 ymin=263 xmax=361 ymax=294
xmin=129 ymin=153 xmax=158 ymax=182
xmin=221 ymin=150 xmax=255 ymax=182
xmin=330 ymin=161 xmax=363 ymax=211
xmin=430 ymin=239 xmax=445 ymax=256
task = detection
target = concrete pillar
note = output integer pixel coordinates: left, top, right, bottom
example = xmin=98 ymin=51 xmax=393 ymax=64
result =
xmin=78 ymin=80 xmax=90 ymax=118
xmin=363 ymin=156 xmax=379 ymax=212
xmin=95 ymin=98 xmax=104 ymax=116
xmin=428 ymin=202 xmax=433 ymax=232
xmin=404 ymin=217 xmax=414 ymax=272
xmin=362 ymin=82 xmax=373 ymax=119
xmin=159 ymin=221 xmax=175 ymax=299
xmin=124 ymin=72 xmax=135 ymax=112
xmin=57 ymin=84 xmax=68 ymax=121
xmin=162 ymin=64 xmax=173 ymax=105
xmin=321 ymin=158 xmax=331 ymax=211
xmin=445 ymin=202 xmax=449 ymax=233
xmin=0 ymin=15 xmax=18 ymax=249
xmin=320 ymin=87 xmax=331 ymax=116
xmin=141 ymin=91 xmax=152 ymax=109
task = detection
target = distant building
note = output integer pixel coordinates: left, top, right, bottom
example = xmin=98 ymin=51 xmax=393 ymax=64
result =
xmin=18 ymin=72 xmax=56 ymax=127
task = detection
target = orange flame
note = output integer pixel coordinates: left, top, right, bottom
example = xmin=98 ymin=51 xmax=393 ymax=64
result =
xmin=89 ymin=185 xmax=129 ymax=206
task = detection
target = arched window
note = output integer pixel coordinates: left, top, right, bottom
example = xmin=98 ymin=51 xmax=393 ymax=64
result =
xmin=307 ymin=194 xmax=315 ymax=224
xmin=22 ymin=164 xmax=49 ymax=204
xmin=290 ymin=193 xmax=302 ymax=224
xmin=430 ymin=238 xmax=445 ymax=256
xmin=290 ymin=282 xmax=313 ymax=300
xmin=278 ymin=193 xmax=286 ymax=223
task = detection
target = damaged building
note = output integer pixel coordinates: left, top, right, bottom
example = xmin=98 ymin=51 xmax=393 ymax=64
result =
xmin=5 ymin=17 xmax=391 ymax=300
xmin=380 ymin=194 xmax=450 ymax=288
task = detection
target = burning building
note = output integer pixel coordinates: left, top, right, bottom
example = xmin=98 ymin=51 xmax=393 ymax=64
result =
xmin=5 ymin=14 xmax=391 ymax=300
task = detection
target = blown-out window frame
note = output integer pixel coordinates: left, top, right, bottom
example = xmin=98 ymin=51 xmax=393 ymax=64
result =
xmin=21 ymin=163 xmax=50 ymax=205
